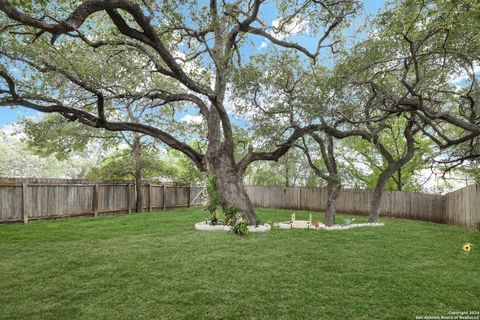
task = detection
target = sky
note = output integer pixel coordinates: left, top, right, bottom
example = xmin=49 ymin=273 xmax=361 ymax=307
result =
xmin=0 ymin=0 xmax=387 ymax=131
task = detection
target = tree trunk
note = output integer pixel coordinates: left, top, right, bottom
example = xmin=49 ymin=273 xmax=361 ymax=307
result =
xmin=369 ymin=117 xmax=418 ymax=222
xmin=285 ymin=161 xmax=290 ymax=188
xmin=300 ymin=133 xmax=341 ymax=227
xmin=285 ymin=162 xmax=290 ymax=187
xmin=368 ymin=164 xmax=397 ymax=223
xmin=133 ymin=134 xmax=144 ymax=213
xmin=325 ymin=178 xmax=340 ymax=227
xmin=209 ymin=152 xmax=257 ymax=225
xmin=397 ymin=169 xmax=402 ymax=191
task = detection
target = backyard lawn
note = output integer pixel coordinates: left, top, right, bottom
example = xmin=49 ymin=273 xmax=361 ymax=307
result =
xmin=0 ymin=208 xmax=479 ymax=320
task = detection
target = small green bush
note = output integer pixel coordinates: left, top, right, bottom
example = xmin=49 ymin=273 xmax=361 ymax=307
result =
xmin=233 ymin=221 xmax=249 ymax=236
xmin=224 ymin=206 xmax=239 ymax=226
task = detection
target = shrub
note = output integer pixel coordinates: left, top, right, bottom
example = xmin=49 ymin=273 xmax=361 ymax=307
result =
xmin=233 ymin=221 xmax=249 ymax=236
xmin=224 ymin=206 xmax=239 ymax=226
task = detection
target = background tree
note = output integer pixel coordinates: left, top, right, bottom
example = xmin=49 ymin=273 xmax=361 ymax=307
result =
xmin=21 ymin=112 xmax=157 ymax=212
xmin=338 ymin=118 xmax=435 ymax=192
xmin=232 ymin=44 xmax=420 ymax=223
xmin=161 ymin=150 xmax=204 ymax=185
xmin=298 ymin=133 xmax=340 ymax=226
xmin=0 ymin=129 xmax=94 ymax=178
xmin=243 ymin=148 xmax=317 ymax=187
xmin=86 ymin=147 xmax=168 ymax=179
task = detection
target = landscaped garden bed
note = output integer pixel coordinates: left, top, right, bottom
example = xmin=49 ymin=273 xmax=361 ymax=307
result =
xmin=272 ymin=212 xmax=385 ymax=230
xmin=195 ymin=221 xmax=271 ymax=232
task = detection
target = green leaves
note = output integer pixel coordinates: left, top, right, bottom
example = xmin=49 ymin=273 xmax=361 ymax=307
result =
xmin=206 ymin=174 xmax=220 ymax=214
xmin=86 ymin=146 xmax=168 ymax=180
xmin=338 ymin=117 xmax=434 ymax=192
xmin=21 ymin=115 xmax=102 ymax=160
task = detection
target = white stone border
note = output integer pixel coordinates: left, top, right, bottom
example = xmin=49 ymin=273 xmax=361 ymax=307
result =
xmin=195 ymin=222 xmax=271 ymax=233
xmin=321 ymin=223 xmax=384 ymax=230
xmin=195 ymin=222 xmax=232 ymax=232
xmin=273 ymin=222 xmax=384 ymax=231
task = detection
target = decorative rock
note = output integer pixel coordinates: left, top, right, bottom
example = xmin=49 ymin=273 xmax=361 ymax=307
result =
xmin=247 ymin=224 xmax=271 ymax=232
xmin=195 ymin=222 xmax=232 ymax=232
xmin=273 ymin=222 xmax=384 ymax=231
xmin=195 ymin=222 xmax=271 ymax=233
xmin=322 ymin=223 xmax=384 ymax=231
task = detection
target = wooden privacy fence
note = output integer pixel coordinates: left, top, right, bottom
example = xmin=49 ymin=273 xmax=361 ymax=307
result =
xmin=0 ymin=178 xmax=205 ymax=223
xmin=246 ymin=185 xmax=480 ymax=229
xmin=1 ymin=177 xmax=478 ymax=229
xmin=444 ymin=184 xmax=480 ymax=229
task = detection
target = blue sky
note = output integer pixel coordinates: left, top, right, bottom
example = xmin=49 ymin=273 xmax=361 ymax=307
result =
xmin=0 ymin=0 xmax=387 ymax=130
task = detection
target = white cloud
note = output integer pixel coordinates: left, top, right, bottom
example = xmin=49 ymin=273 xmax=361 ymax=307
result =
xmin=259 ymin=41 xmax=268 ymax=49
xmin=268 ymin=17 xmax=310 ymax=40
xmin=180 ymin=114 xmax=203 ymax=124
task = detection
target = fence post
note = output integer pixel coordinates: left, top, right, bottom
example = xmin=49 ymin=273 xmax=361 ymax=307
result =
xmin=187 ymin=186 xmax=191 ymax=208
xmin=162 ymin=185 xmax=166 ymax=210
xmin=22 ymin=183 xmax=28 ymax=224
xmin=93 ymin=184 xmax=99 ymax=217
xmin=148 ymin=183 xmax=152 ymax=212
xmin=127 ymin=183 xmax=132 ymax=214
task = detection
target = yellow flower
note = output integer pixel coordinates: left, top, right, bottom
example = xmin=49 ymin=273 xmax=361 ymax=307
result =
xmin=463 ymin=243 xmax=473 ymax=253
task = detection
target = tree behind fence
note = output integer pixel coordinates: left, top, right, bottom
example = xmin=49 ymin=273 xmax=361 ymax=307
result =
xmin=0 ymin=178 xmax=205 ymax=223
xmin=246 ymin=185 xmax=480 ymax=229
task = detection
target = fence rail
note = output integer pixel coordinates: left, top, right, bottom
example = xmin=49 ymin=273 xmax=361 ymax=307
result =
xmin=0 ymin=178 xmax=205 ymax=223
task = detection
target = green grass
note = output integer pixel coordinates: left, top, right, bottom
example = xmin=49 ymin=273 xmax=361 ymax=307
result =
xmin=0 ymin=208 xmax=479 ymax=320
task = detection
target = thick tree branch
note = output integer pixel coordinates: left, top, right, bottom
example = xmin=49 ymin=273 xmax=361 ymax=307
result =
xmin=0 ymin=95 xmax=205 ymax=169
xmin=297 ymin=135 xmax=329 ymax=180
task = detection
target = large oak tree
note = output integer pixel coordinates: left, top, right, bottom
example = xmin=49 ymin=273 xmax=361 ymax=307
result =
xmin=0 ymin=0 xmax=359 ymax=224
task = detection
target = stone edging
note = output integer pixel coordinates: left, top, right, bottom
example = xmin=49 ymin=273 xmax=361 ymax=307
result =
xmin=195 ymin=222 xmax=271 ymax=233
xmin=273 ymin=222 xmax=385 ymax=230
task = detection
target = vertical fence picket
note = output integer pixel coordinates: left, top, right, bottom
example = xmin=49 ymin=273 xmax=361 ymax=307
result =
xmin=22 ymin=183 xmax=28 ymax=224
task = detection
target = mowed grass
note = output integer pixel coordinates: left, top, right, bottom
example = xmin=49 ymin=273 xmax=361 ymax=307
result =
xmin=0 ymin=208 xmax=479 ymax=320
